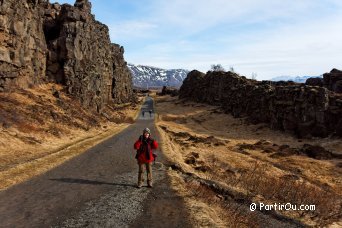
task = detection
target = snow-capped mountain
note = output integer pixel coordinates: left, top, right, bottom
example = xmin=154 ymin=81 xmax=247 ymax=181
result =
xmin=128 ymin=64 xmax=189 ymax=88
xmin=270 ymin=75 xmax=322 ymax=83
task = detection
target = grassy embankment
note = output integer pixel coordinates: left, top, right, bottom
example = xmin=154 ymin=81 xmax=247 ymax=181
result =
xmin=154 ymin=94 xmax=342 ymax=227
xmin=0 ymin=84 xmax=145 ymax=190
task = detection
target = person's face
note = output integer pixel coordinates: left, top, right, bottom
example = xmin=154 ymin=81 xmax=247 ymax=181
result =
xmin=144 ymin=132 xmax=150 ymax=138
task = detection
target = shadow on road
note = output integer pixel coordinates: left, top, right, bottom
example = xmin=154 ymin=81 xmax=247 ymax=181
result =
xmin=49 ymin=178 xmax=136 ymax=188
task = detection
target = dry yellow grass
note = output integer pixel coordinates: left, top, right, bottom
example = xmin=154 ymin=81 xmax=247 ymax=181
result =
xmin=0 ymin=125 xmax=125 ymax=190
xmin=167 ymin=171 xmax=228 ymax=227
xmin=154 ymin=94 xmax=342 ymax=227
xmin=0 ymin=84 xmax=145 ymax=190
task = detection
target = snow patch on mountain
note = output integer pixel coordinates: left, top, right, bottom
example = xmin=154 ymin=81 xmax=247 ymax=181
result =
xmin=270 ymin=75 xmax=322 ymax=83
xmin=128 ymin=64 xmax=189 ymax=88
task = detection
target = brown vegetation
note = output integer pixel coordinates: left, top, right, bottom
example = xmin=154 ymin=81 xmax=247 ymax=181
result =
xmin=0 ymin=83 xmax=143 ymax=190
xmin=154 ymin=95 xmax=342 ymax=227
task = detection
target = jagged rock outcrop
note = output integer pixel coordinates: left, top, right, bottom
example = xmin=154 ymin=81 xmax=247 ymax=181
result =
xmin=323 ymin=68 xmax=342 ymax=93
xmin=43 ymin=0 xmax=116 ymax=111
xmin=111 ymin=44 xmax=134 ymax=104
xmin=305 ymin=77 xmax=324 ymax=87
xmin=0 ymin=0 xmax=47 ymax=91
xmin=305 ymin=69 xmax=342 ymax=93
xmin=0 ymin=0 xmax=134 ymax=111
xmin=178 ymin=70 xmax=206 ymax=102
xmin=158 ymin=86 xmax=179 ymax=96
xmin=43 ymin=0 xmax=134 ymax=111
xmin=180 ymin=70 xmax=342 ymax=138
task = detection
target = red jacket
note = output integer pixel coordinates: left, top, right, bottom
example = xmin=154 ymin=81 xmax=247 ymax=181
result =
xmin=134 ymin=136 xmax=158 ymax=164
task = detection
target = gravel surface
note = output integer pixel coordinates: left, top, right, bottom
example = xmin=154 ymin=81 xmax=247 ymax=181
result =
xmin=56 ymin=169 xmax=164 ymax=228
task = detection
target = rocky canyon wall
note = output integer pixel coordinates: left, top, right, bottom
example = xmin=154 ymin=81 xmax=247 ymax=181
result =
xmin=179 ymin=70 xmax=342 ymax=138
xmin=0 ymin=0 xmax=134 ymax=111
xmin=111 ymin=44 xmax=134 ymax=104
xmin=0 ymin=0 xmax=47 ymax=91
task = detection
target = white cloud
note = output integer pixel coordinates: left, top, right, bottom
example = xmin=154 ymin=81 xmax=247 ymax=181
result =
xmin=109 ymin=21 xmax=158 ymax=41
xmin=226 ymin=13 xmax=342 ymax=79
xmin=123 ymin=0 xmax=342 ymax=79
xmin=55 ymin=0 xmax=342 ymax=79
xmin=149 ymin=0 xmax=326 ymax=35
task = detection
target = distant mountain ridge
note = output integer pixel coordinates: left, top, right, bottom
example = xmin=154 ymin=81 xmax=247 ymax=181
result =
xmin=270 ymin=75 xmax=322 ymax=83
xmin=128 ymin=64 xmax=189 ymax=88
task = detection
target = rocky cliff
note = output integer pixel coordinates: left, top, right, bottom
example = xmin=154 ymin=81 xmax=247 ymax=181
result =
xmin=179 ymin=70 xmax=342 ymax=138
xmin=111 ymin=44 xmax=134 ymax=104
xmin=0 ymin=0 xmax=134 ymax=111
xmin=0 ymin=0 xmax=47 ymax=91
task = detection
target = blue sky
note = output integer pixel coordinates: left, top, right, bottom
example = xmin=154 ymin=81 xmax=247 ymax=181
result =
xmin=54 ymin=0 xmax=342 ymax=80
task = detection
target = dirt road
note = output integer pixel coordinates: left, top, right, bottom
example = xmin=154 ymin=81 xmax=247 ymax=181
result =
xmin=0 ymin=97 xmax=191 ymax=228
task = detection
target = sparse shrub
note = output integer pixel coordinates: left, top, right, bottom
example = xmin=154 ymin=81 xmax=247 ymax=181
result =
xmin=124 ymin=116 xmax=135 ymax=124
xmin=185 ymin=179 xmax=262 ymax=227
xmin=211 ymin=64 xmax=225 ymax=72
xmin=251 ymin=72 xmax=257 ymax=80
xmin=180 ymin=156 xmax=341 ymax=226
xmin=17 ymin=123 xmax=40 ymax=134
xmin=229 ymin=162 xmax=341 ymax=226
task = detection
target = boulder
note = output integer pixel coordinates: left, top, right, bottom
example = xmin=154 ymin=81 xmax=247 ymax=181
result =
xmin=301 ymin=144 xmax=333 ymax=159
xmin=159 ymin=86 xmax=179 ymax=96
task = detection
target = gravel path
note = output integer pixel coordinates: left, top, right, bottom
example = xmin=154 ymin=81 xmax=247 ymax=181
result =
xmin=55 ymin=170 xmax=162 ymax=228
xmin=0 ymin=97 xmax=191 ymax=228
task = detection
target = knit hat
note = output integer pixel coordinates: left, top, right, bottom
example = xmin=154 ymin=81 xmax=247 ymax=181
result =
xmin=143 ymin=128 xmax=151 ymax=134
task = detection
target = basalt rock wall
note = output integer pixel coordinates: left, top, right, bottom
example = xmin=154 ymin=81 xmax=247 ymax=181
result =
xmin=0 ymin=0 xmax=134 ymax=111
xmin=111 ymin=44 xmax=134 ymax=104
xmin=305 ymin=69 xmax=342 ymax=93
xmin=322 ymin=68 xmax=342 ymax=93
xmin=179 ymin=70 xmax=342 ymax=138
xmin=43 ymin=0 xmax=117 ymax=111
xmin=0 ymin=0 xmax=47 ymax=91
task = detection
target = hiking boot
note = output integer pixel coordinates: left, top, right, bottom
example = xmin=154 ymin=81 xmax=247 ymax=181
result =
xmin=137 ymin=182 xmax=143 ymax=188
xmin=147 ymin=181 xmax=153 ymax=188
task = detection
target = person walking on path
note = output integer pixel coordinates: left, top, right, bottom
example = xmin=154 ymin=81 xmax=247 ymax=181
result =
xmin=134 ymin=128 xmax=158 ymax=188
xmin=149 ymin=109 xmax=152 ymax=117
